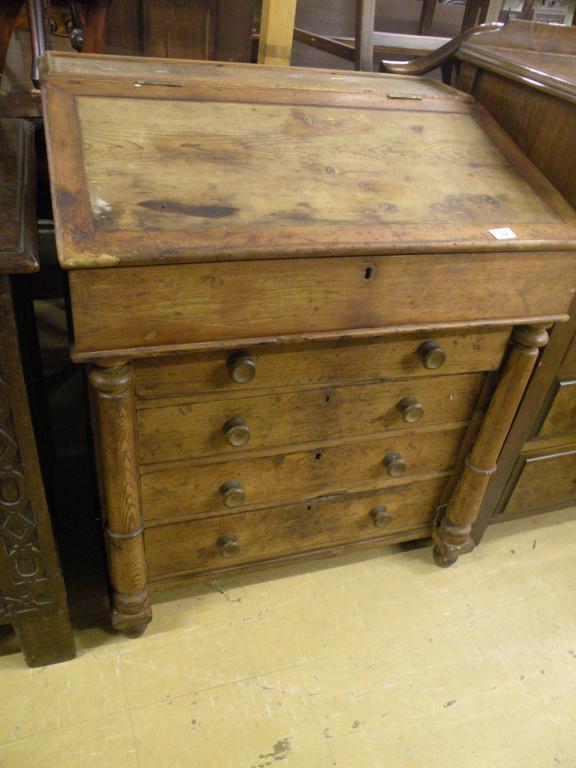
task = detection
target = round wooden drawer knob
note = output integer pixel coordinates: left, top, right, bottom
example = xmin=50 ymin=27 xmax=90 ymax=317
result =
xmin=418 ymin=340 xmax=446 ymax=370
xmin=383 ymin=451 xmax=408 ymax=477
xmin=219 ymin=480 xmax=245 ymax=508
xmin=370 ymin=505 xmax=393 ymax=528
xmin=223 ymin=417 xmax=251 ymax=447
xmin=397 ymin=396 xmax=424 ymax=424
xmin=218 ymin=533 xmax=241 ymax=558
xmin=227 ymin=351 xmax=256 ymax=384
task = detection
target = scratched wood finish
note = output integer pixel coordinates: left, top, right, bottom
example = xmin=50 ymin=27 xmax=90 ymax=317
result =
xmin=137 ymin=372 xmax=484 ymax=464
xmin=40 ymin=51 xmax=576 ymax=628
xmin=139 ymin=426 xmax=465 ymax=526
xmin=144 ymin=476 xmax=448 ymax=580
xmin=134 ymin=329 xmax=510 ymax=398
xmin=40 ymin=52 xmax=576 ymax=269
xmin=69 ymin=252 xmax=576 ymax=356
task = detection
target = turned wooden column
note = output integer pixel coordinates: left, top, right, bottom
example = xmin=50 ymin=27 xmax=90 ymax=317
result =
xmin=89 ymin=361 xmax=151 ymax=636
xmin=433 ymin=324 xmax=550 ymax=567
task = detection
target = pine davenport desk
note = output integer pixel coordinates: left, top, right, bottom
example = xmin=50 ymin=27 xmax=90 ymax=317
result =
xmin=41 ymin=53 xmax=576 ymax=636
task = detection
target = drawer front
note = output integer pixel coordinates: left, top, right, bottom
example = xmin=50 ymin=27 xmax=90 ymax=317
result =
xmin=537 ymin=380 xmax=576 ymax=440
xmin=503 ymin=447 xmax=576 ymax=518
xmin=140 ymin=426 xmax=465 ymax=525
xmin=137 ymin=372 xmax=483 ymax=463
xmin=134 ymin=329 xmax=509 ymax=398
xmin=145 ymin=477 xmax=447 ymax=579
xmin=70 ymin=251 xmax=575 ymax=355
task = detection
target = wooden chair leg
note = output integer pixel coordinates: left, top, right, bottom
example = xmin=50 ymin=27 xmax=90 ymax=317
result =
xmin=418 ymin=0 xmax=438 ymax=35
xmin=0 ymin=0 xmax=24 ymax=84
xmin=355 ymin=0 xmax=376 ymax=71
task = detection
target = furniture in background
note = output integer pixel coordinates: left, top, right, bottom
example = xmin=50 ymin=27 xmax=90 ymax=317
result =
xmin=0 ymin=118 xmax=74 ymax=666
xmin=295 ymin=0 xmax=506 ymax=71
xmin=41 ymin=50 xmax=576 ymax=636
xmin=379 ymin=19 xmax=576 ymax=536
xmin=68 ymin=0 xmax=254 ymax=61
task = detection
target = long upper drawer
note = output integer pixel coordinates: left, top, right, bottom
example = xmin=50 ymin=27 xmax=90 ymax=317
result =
xmin=145 ymin=476 xmax=448 ymax=581
xmin=134 ymin=328 xmax=509 ymax=398
xmin=68 ymin=251 xmax=576 ymax=356
xmin=139 ymin=425 xmax=465 ymax=525
xmin=137 ymin=372 xmax=483 ymax=464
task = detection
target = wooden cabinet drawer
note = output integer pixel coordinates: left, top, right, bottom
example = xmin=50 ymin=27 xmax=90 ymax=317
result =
xmin=134 ymin=329 xmax=509 ymax=398
xmin=536 ymin=380 xmax=576 ymax=440
xmin=145 ymin=477 xmax=447 ymax=580
xmin=137 ymin=372 xmax=483 ymax=464
xmin=502 ymin=447 xmax=576 ymax=518
xmin=140 ymin=425 xmax=464 ymax=525
xmin=69 ymin=251 xmax=575 ymax=356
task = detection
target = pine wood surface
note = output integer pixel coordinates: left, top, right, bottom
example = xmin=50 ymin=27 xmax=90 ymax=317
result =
xmin=136 ymin=372 xmax=483 ymax=464
xmin=68 ymin=252 xmax=575 ymax=357
xmin=41 ymin=52 xmax=576 ymax=270
xmin=139 ymin=425 xmax=465 ymax=526
xmin=133 ymin=329 xmax=510 ymax=398
xmin=144 ymin=477 xmax=448 ymax=581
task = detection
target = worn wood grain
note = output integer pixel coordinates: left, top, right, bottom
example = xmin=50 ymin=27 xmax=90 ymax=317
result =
xmin=40 ymin=52 xmax=576 ymax=269
xmin=69 ymin=252 xmax=576 ymax=355
xmin=144 ymin=477 xmax=448 ymax=580
xmin=137 ymin=372 xmax=484 ymax=464
xmin=134 ymin=329 xmax=510 ymax=398
xmin=139 ymin=425 xmax=465 ymax=526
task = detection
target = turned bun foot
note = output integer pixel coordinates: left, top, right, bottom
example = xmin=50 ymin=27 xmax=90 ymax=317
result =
xmin=121 ymin=624 xmax=149 ymax=639
xmin=433 ymin=546 xmax=458 ymax=568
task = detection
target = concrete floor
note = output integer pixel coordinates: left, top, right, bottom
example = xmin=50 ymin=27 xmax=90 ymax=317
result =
xmin=1 ymin=506 xmax=575 ymax=767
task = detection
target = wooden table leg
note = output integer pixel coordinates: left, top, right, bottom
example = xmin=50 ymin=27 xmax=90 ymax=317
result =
xmin=258 ymin=0 xmax=298 ymax=66
xmin=433 ymin=324 xmax=550 ymax=567
xmin=82 ymin=0 xmax=112 ymax=54
xmin=89 ymin=361 xmax=151 ymax=637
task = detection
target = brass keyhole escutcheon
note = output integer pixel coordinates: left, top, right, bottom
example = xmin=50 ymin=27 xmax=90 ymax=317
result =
xmin=223 ymin=417 xmax=251 ymax=447
xmin=383 ymin=451 xmax=408 ymax=477
xmin=397 ymin=396 xmax=425 ymax=424
xmin=227 ymin=350 xmax=256 ymax=384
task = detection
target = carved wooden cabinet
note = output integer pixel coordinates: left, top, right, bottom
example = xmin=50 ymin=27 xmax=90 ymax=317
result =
xmin=41 ymin=52 xmax=576 ymax=636
xmin=0 ymin=117 xmax=75 ymax=665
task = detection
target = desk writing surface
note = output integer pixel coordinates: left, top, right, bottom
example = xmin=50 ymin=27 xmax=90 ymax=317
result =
xmin=41 ymin=52 xmax=576 ymax=269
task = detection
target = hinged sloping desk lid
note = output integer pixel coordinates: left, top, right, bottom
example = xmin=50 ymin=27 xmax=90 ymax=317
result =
xmin=40 ymin=52 xmax=576 ymax=269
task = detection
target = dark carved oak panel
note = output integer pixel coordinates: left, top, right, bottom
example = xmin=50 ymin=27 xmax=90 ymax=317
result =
xmin=0 ymin=356 xmax=53 ymax=619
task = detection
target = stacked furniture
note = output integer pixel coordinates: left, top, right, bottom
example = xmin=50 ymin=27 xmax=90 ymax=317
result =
xmin=41 ymin=52 xmax=576 ymax=636
xmin=0 ymin=118 xmax=74 ymax=665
